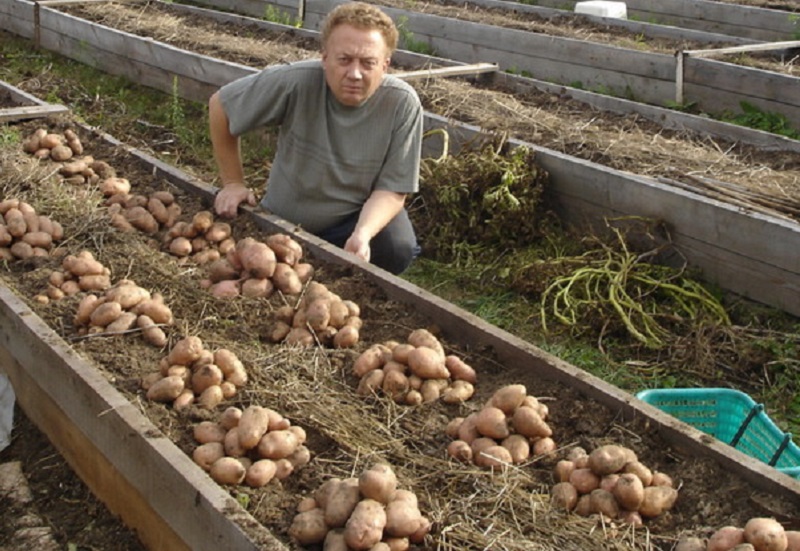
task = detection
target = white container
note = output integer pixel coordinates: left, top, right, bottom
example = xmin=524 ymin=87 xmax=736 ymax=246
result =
xmin=574 ymin=0 xmax=628 ymax=19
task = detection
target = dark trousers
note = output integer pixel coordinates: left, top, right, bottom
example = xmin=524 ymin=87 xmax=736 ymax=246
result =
xmin=316 ymin=209 xmax=420 ymax=275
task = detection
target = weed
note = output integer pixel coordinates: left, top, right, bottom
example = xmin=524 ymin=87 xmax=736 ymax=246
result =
xmin=0 ymin=126 xmax=21 ymax=148
xmin=263 ymin=5 xmax=301 ymax=27
xmin=721 ymin=101 xmax=800 ymax=140
xmin=397 ymin=16 xmax=436 ymax=56
xmin=505 ymin=67 xmax=533 ymax=78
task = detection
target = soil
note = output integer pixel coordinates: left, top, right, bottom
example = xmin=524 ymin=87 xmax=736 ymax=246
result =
xmin=0 ymin=1 xmax=799 ymax=551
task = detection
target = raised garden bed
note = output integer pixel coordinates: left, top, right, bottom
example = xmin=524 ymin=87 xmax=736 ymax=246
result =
xmin=1 ymin=1 xmax=798 ymax=318
xmin=0 ymin=106 xmax=798 ymax=551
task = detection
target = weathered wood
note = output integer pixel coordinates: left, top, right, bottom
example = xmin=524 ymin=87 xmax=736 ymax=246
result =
xmin=0 ymin=104 xmax=70 ymax=122
xmin=525 ymin=0 xmax=799 ymax=41
xmin=395 ymin=62 xmax=498 ymax=81
xmin=0 ymin=285 xmax=285 ymax=551
xmin=684 ymin=40 xmax=800 ymax=57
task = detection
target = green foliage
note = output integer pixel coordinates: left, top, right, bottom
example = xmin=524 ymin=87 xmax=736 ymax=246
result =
xmin=664 ymin=99 xmax=698 ymax=113
xmin=505 ymin=66 xmax=534 ymax=78
xmin=721 ymin=101 xmax=800 ymax=140
xmin=262 ymin=5 xmax=301 ymax=27
xmin=396 ymin=16 xmax=436 ymax=56
xmin=0 ymin=126 xmax=22 ymax=148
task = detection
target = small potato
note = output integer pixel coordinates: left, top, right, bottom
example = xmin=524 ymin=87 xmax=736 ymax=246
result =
xmin=501 ymin=434 xmax=530 ymax=464
xmin=237 ymin=405 xmax=272 ymax=450
xmin=272 ymin=262 xmax=303 ymax=295
xmin=589 ymin=488 xmax=620 ymax=519
xmin=357 ymin=369 xmax=385 ymax=397
xmin=193 ymin=421 xmax=226 ymax=444
xmin=550 ymin=481 xmax=578 ymax=511
xmin=511 ymin=407 xmax=551 ymax=439
xmin=245 ymin=459 xmax=278 ymax=488
xmin=638 ymin=485 xmax=678 ymax=518
xmin=219 ymin=406 xmax=242 ymax=430
xmin=146 ymin=375 xmax=185 ymax=402
xmin=744 ymin=517 xmax=788 ymax=551
xmin=257 ymin=429 xmax=300 ymax=460
xmin=407 ymin=346 xmax=449 ymax=379
xmin=489 ymin=384 xmax=528 ymax=414
xmin=707 ymin=526 xmax=746 ymax=551
xmin=167 ymin=336 xmax=204 ymax=366
xmin=196 ymin=385 xmax=224 ymax=410
xmin=353 ymin=345 xmax=387 ymax=377
xmin=324 ymin=479 xmax=362 ymax=528
xmin=622 ymin=460 xmax=653 ymax=487
xmin=553 ymin=460 xmax=576 ymax=483
xmin=440 ymin=380 xmax=475 ymax=404
xmin=192 ymin=442 xmax=225 ymax=471
xmin=475 ymin=444 xmax=513 ymax=470
xmin=457 ymin=413 xmax=480 ymax=444
xmin=532 ymin=437 xmax=557 ymax=457
xmin=209 ymin=456 xmax=246 ymax=485
xmin=475 ymin=406 xmax=509 ymax=440
xmin=447 ymin=440 xmax=473 ymax=463
xmin=612 ymin=472 xmax=644 ymax=512
xmin=384 ymin=498 xmax=423 ymax=538
xmin=569 ymin=468 xmax=601 ymax=495
xmin=406 ymin=328 xmax=444 ymax=357
xmin=333 ymin=325 xmax=359 ymax=348
xmin=344 ymin=499 xmax=387 ymax=550
xmin=359 ymin=463 xmax=398 ymax=504
xmin=191 ymin=364 xmax=224 ymax=395
xmin=290 ymin=508 xmax=328 ymax=545
xmin=587 ymin=444 xmax=631 ymax=476
xmin=444 ymin=354 xmax=477 ymax=383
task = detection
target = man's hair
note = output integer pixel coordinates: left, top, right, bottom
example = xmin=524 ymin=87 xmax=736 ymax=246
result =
xmin=320 ymin=2 xmax=399 ymax=54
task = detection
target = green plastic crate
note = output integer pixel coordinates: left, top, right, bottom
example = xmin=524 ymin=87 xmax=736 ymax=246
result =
xmin=636 ymin=388 xmax=800 ymax=480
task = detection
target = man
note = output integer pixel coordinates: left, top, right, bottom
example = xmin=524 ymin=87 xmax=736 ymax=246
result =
xmin=209 ymin=1 xmax=423 ymax=275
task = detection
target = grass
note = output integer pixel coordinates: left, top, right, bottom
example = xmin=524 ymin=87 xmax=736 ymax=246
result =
xmin=2 ymin=32 xmax=798 ymax=442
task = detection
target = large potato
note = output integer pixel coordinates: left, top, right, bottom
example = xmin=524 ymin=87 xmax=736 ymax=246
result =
xmin=289 ymin=508 xmax=329 ymax=545
xmin=344 ymin=499 xmax=387 ymax=550
xmin=359 ymin=463 xmax=398 ymax=504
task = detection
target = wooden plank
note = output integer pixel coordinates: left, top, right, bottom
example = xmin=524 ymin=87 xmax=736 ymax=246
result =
xmin=0 ymin=284 xmax=285 ymax=551
xmin=0 ymin=0 xmax=36 ymax=39
xmin=0 ymin=104 xmax=70 ymax=122
xmin=395 ymin=62 xmax=498 ymax=81
xmin=685 ymin=40 xmax=800 ymax=57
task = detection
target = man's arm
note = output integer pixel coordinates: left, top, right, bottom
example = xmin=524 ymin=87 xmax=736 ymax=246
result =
xmin=209 ymin=91 xmax=256 ymax=217
xmin=344 ymin=190 xmax=406 ymax=262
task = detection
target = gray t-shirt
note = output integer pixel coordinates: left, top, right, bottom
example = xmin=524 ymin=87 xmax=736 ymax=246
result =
xmin=219 ymin=59 xmax=423 ymax=234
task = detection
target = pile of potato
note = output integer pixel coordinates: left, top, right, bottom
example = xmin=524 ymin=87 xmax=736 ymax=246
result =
xmin=676 ymin=517 xmax=799 ymax=551
xmin=22 ymin=127 xmax=84 ymax=162
xmin=73 ymin=278 xmax=173 ymax=346
xmin=550 ymin=443 xmax=678 ymax=525
xmin=0 ymin=199 xmax=64 ymax=261
xmin=191 ymin=405 xmax=311 ymax=487
xmin=34 ymin=250 xmax=111 ymax=304
xmin=141 ymin=336 xmax=247 ymax=409
xmin=106 ymin=187 xmax=183 ymax=235
xmin=162 ymin=210 xmax=233 ymax=265
xmin=353 ymin=328 xmax=476 ymax=406
xmin=269 ymin=281 xmax=362 ymax=348
xmin=289 ymin=462 xmax=431 ymax=550
xmin=199 ymin=233 xmax=314 ymax=299
xmin=445 ymin=384 xmax=554 ymax=468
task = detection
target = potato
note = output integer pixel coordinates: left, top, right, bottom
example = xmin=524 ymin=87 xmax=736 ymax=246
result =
xmin=137 ymin=315 xmax=168 ymax=348
xmin=290 ymin=508 xmax=329 ymax=545
xmin=407 ymin=346 xmax=449 ymax=379
xmin=650 ymin=470 xmax=674 ymax=488
xmin=359 ymin=463 xmax=398 ymax=504
xmin=223 ymin=427 xmax=246 ymax=458
xmin=550 ymin=482 xmax=578 ymax=511
xmin=511 ymin=406 xmax=551 ymax=439
xmin=245 ymin=459 xmax=278 ymax=488
xmin=445 ymin=417 xmax=464 ymax=439
xmin=133 ymin=295 xmax=173 ymax=325
xmin=574 ymin=494 xmax=593 ymax=517
xmin=533 ymin=437 xmax=557 ymax=456
xmin=344 ymin=499 xmax=387 ymax=550
xmin=444 ymin=354 xmax=477 ymax=383
xmin=324 ymin=528 xmax=349 ymax=551
xmin=475 ymin=406 xmax=510 ymax=440
xmin=105 ymin=311 xmax=137 ymax=334
xmin=238 ymin=240 xmax=277 ymax=279
xmin=9 ymin=241 xmax=33 ymax=259
xmin=146 ymin=375 xmax=185 ymax=402
xmin=50 ymin=143 xmax=73 ymax=161
xmin=266 ymin=233 xmax=304 ymax=265
xmin=589 ymin=488 xmax=619 ymax=519
xmin=193 ymin=421 xmax=226 ymax=444
xmin=357 ymin=369 xmax=385 ymax=396
xmin=622 ymin=460 xmax=653 ymax=487
xmin=192 ymin=442 xmax=225 ymax=471
xmin=599 ymin=473 xmax=619 ymax=493
xmin=475 ymin=444 xmax=513 ymax=469
xmin=124 ymin=206 xmax=159 ymax=233
xmin=553 ymin=460 xmax=575 ymax=483
xmin=353 ymin=345 xmax=387 ymax=377
xmin=106 ymin=282 xmax=150 ymax=310
xmin=237 ymin=405 xmax=272 ymax=450
xmin=257 ymin=429 xmax=299 ymax=460
xmin=168 ymin=335 xmax=204 ymax=366
xmin=587 ymin=444 xmax=630 ymax=476
xmin=708 ymin=526 xmax=746 ymax=551
xmin=440 ymin=380 xmax=475 ymax=404
xmin=489 ymin=385 xmax=528 ymax=415
xmin=324 ymin=479 xmax=362 ymax=528
xmin=385 ymin=498 xmax=423 ymax=538
xmin=74 ymin=294 xmax=101 ymax=326
xmin=272 ymin=262 xmax=303 ymax=294
xmin=287 ymin=445 xmax=311 ymax=468
xmin=196 ymin=384 xmax=224 ymax=410
xmin=744 ymin=517 xmax=788 ymax=551
xmin=209 ymin=456 xmax=246 ymax=485
xmin=501 ymin=434 xmax=530 ymax=464
xmin=333 ymin=325 xmax=359 ymax=348
xmin=569 ymin=467 xmax=601 ymax=494
xmin=406 ymin=328 xmax=444 ymax=357
xmin=638 ymin=485 xmax=678 ymax=518
xmin=419 ymin=378 xmax=446 ymax=403
xmin=612 ymin=472 xmax=644 ymax=511
xmin=382 ymin=370 xmax=410 ymax=402
xmin=786 ymin=532 xmax=800 ymax=551
xmin=447 ymin=440 xmax=473 ymax=463
xmin=457 ymin=413 xmax=480 ymax=444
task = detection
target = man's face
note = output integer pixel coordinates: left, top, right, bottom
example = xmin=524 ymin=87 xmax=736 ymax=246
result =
xmin=322 ymin=23 xmax=390 ymax=107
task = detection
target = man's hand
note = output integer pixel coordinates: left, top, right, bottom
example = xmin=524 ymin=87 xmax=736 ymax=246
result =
xmin=344 ymin=230 xmax=371 ymax=263
xmin=214 ymin=183 xmax=256 ymax=218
